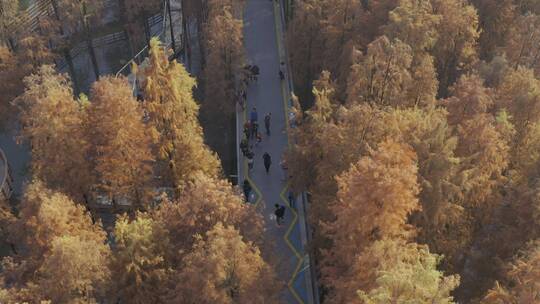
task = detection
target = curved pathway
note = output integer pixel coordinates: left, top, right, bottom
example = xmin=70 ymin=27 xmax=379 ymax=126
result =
xmin=237 ymin=1 xmax=314 ymax=303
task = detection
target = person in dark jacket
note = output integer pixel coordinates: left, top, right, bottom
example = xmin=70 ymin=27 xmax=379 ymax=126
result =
xmin=288 ymin=191 xmax=296 ymax=209
xmin=243 ymin=180 xmax=252 ymax=203
xmin=240 ymin=138 xmax=249 ymax=156
xmin=264 ymin=113 xmax=271 ymax=135
xmin=250 ymin=107 xmax=258 ymax=124
xmin=247 ymin=151 xmax=254 ymax=170
xmin=244 ymin=121 xmax=251 ymax=139
xmin=263 ymin=152 xmax=272 ymax=173
xmin=274 ymin=204 xmax=286 ymax=225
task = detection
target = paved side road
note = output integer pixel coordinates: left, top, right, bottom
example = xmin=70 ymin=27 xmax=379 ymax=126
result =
xmin=239 ymin=1 xmax=313 ymax=303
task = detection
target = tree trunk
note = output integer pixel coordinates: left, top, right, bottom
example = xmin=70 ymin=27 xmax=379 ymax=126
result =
xmin=86 ymin=31 xmax=100 ymax=80
xmin=167 ymin=0 xmax=176 ymax=54
xmin=64 ymin=48 xmax=80 ymax=95
xmin=182 ymin=1 xmax=192 ymax=70
xmin=143 ymin=11 xmax=151 ymax=50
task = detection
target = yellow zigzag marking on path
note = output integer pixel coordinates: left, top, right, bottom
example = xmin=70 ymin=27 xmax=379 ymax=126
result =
xmin=241 ymin=2 xmax=305 ymax=302
xmin=273 ymin=1 xmax=306 ymax=303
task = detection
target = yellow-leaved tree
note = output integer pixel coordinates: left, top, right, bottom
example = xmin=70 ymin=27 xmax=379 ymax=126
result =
xmin=16 ymin=65 xmax=92 ymax=202
xmin=86 ymin=76 xmax=153 ymax=208
xmin=170 ymin=223 xmax=279 ymax=304
xmin=151 ymin=172 xmax=264 ymax=268
xmin=202 ymin=1 xmax=244 ymax=117
xmin=346 ymin=36 xmax=413 ymax=106
xmin=431 ymin=0 xmax=480 ymax=96
xmin=109 ymin=213 xmax=170 ymax=304
xmin=482 ymin=240 xmax=540 ymax=304
xmin=356 ymin=239 xmax=459 ymax=304
xmin=1 ymin=180 xmax=110 ymax=303
xmin=497 ymin=66 xmax=540 ymax=183
xmin=200 ymin=0 xmax=245 ymax=170
xmin=384 ymin=0 xmax=441 ymax=54
xmin=503 ymin=13 xmax=540 ymax=74
xmin=141 ymin=38 xmax=220 ymax=190
xmin=321 ymin=139 xmax=420 ymax=302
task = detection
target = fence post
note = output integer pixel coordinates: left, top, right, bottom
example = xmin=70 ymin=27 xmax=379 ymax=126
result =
xmin=166 ymin=0 xmax=176 ymax=54
xmin=143 ymin=11 xmax=151 ymax=49
xmin=82 ymin=3 xmax=100 ymax=80
xmin=63 ymin=48 xmax=80 ymax=95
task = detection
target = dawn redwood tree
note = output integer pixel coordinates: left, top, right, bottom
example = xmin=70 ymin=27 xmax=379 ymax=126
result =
xmin=287 ymin=0 xmax=326 ymax=103
xmin=16 ymin=65 xmax=92 ymax=202
xmin=286 ymin=72 xmax=338 ymax=215
xmin=383 ymin=0 xmax=440 ymax=106
xmin=36 ymin=235 xmax=110 ymax=303
xmin=0 ymin=38 xmax=52 ymax=129
xmin=110 ymin=213 xmax=169 ymax=304
xmin=431 ymin=0 xmax=480 ymax=97
xmin=355 ymin=239 xmax=459 ymax=304
xmin=0 ymin=0 xmax=18 ymax=49
xmin=469 ymin=0 xmax=516 ymax=60
xmin=482 ymin=240 xmax=540 ymax=304
xmin=202 ymin=4 xmax=244 ymax=118
xmin=0 ymin=47 xmax=23 ymax=128
xmin=86 ymin=76 xmax=153 ymax=208
xmin=497 ymin=66 xmax=540 ymax=168
xmin=170 ymin=223 xmax=279 ymax=304
xmin=289 ymin=0 xmax=400 ymax=104
xmin=442 ymin=74 xmax=495 ymax=125
xmin=406 ymin=53 xmax=439 ymax=107
xmin=383 ymin=0 xmax=441 ymax=54
xmin=346 ymin=36 xmax=413 ymax=106
xmin=454 ymin=114 xmax=510 ymax=210
xmin=141 ymin=38 xmax=220 ymax=190
xmin=199 ymin=0 xmax=245 ymax=165
xmin=320 ymin=0 xmax=363 ymax=75
xmin=504 ymin=13 xmax=540 ymax=75
xmin=12 ymin=181 xmax=107 ymax=262
xmin=0 ymin=181 xmax=111 ymax=303
xmin=321 ymin=140 xmax=420 ymax=300
xmin=151 ymin=172 xmax=264 ymax=268
xmin=443 ymin=74 xmax=510 ymax=210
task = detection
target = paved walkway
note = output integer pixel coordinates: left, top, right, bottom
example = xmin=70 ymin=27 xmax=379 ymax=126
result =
xmin=238 ymin=1 xmax=313 ymax=303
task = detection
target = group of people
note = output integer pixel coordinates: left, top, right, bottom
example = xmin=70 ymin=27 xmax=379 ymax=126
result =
xmin=240 ymin=107 xmax=273 ymax=171
xmin=237 ymin=64 xmax=260 ymax=110
xmin=245 ymin=64 xmax=260 ymax=82
xmin=238 ymin=62 xmax=297 ymax=227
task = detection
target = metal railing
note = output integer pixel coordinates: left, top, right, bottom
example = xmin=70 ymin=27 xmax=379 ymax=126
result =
xmin=115 ymin=0 xmax=181 ymax=79
xmin=0 ymin=149 xmax=13 ymax=202
xmin=277 ymin=0 xmax=321 ymax=303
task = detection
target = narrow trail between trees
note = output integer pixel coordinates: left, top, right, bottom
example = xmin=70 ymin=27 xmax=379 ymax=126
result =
xmin=237 ymin=1 xmax=314 ymax=303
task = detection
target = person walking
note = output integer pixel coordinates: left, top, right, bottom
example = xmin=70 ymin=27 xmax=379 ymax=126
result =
xmin=240 ymin=137 xmax=249 ymax=156
xmin=279 ymin=70 xmax=284 ymax=81
xmin=274 ymin=204 xmax=286 ymax=226
xmin=252 ymin=121 xmax=259 ymax=138
xmin=244 ymin=121 xmax=251 ymax=139
xmin=280 ymin=154 xmax=288 ymax=181
xmin=247 ymin=151 xmax=254 ymax=170
xmin=251 ymin=65 xmax=260 ymax=81
xmin=250 ymin=107 xmax=258 ymax=125
xmin=264 ymin=113 xmax=271 ymax=135
xmin=255 ymin=132 xmax=262 ymax=147
xmin=243 ymin=180 xmax=252 ymax=203
xmin=263 ymin=152 xmax=272 ymax=173
xmin=288 ymin=191 xmax=296 ymax=209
